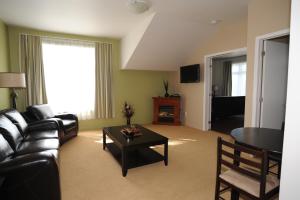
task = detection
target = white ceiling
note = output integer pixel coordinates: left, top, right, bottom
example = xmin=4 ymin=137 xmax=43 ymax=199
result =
xmin=0 ymin=0 xmax=249 ymax=71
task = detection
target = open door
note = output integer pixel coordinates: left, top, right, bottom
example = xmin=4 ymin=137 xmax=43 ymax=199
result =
xmin=210 ymin=55 xmax=247 ymax=134
xmin=259 ymin=39 xmax=289 ymax=129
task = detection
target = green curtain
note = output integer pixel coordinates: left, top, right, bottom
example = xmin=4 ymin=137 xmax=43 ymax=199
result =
xmin=95 ymin=43 xmax=114 ymax=118
xmin=20 ymin=34 xmax=47 ymax=106
xmin=223 ymin=61 xmax=232 ymax=96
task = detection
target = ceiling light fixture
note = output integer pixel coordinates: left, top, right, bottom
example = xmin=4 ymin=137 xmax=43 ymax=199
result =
xmin=210 ymin=19 xmax=222 ymax=25
xmin=127 ymin=0 xmax=150 ymax=14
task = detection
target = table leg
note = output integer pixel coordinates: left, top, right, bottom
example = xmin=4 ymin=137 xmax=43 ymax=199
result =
xmin=164 ymin=142 xmax=168 ymax=166
xmin=278 ymin=160 xmax=282 ymax=179
xmin=103 ymin=131 xmax=106 ymax=150
xmin=231 ymin=190 xmax=239 ymax=200
xmin=122 ymin=149 xmax=128 ymax=177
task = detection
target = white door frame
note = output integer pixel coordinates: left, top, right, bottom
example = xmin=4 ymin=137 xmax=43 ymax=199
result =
xmin=203 ymin=47 xmax=247 ymax=131
xmin=251 ymin=29 xmax=290 ymax=127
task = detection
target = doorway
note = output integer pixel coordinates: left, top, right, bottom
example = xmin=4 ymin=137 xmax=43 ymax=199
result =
xmin=211 ymin=55 xmax=247 ymax=134
xmin=252 ymin=29 xmax=290 ymax=129
xmin=259 ymin=36 xmax=289 ymax=129
xmin=202 ymin=47 xmax=247 ymax=132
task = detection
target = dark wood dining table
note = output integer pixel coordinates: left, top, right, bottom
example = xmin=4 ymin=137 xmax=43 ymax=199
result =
xmin=230 ymin=127 xmax=284 ymax=154
xmin=229 ymin=127 xmax=284 ymax=200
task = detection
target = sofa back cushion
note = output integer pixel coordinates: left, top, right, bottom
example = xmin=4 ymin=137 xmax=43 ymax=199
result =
xmin=0 ymin=134 xmax=14 ymax=161
xmin=4 ymin=109 xmax=28 ymax=135
xmin=0 ymin=115 xmax=24 ymax=150
xmin=27 ymin=104 xmax=55 ymax=120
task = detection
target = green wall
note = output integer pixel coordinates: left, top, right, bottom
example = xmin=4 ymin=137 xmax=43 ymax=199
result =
xmin=7 ymin=26 xmax=170 ymax=130
xmin=0 ymin=19 xmax=10 ymax=109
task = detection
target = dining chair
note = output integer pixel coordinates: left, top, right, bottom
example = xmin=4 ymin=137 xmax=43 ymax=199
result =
xmin=215 ymin=137 xmax=280 ymax=200
xmin=267 ymin=123 xmax=284 ymax=178
xmin=268 ymin=153 xmax=282 ymax=178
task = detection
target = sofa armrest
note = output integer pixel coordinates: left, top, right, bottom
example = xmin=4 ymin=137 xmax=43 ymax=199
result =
xmin=27 ymin=119 xmax=64 ymax=143
xmin=0 ymin=153 xmax=57 ymax=175
xmin=0 ymin=153 xmax=61 ymax=200
xmin=27 ymin=119 xmax=59 ymax=131
xmin=55 ymin=114 xmax=79 ymax=132
xmin=55 ymin=113 xmax=78 ymax=122
xmin=50 ymin=117 xmax=65 ymax=127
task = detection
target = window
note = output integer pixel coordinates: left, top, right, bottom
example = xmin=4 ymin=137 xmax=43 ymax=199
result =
xmin=231 ymin=62 xmax=247 ymax=96
xmin=42 ymin=39 xmax=96 ymax=120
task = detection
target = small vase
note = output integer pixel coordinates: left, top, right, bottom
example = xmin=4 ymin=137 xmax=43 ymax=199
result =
xmin=127 ymin=117 xmax=131 ymax=125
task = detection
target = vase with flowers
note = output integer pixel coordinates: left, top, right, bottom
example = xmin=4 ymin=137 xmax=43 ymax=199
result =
xmin=163 ymin=80 xmax=169 ymax=97
xmin=122 ymin=102 xmax=134 ymax=125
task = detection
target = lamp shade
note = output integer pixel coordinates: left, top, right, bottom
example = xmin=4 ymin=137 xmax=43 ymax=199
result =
xmin=0 ymin=73 xmax=26 ymax=88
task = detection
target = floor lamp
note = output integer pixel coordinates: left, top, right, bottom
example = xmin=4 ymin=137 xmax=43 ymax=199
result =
xmin=0 ymin=72 xmax=26 ymax=109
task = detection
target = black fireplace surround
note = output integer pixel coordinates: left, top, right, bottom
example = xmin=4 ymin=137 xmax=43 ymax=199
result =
xmin=158 ymin=105 xmax=175 ymax=123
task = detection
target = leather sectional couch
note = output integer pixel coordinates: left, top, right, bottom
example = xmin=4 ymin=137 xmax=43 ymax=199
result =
xmin=0 ymin=107 xmax=78 ymax=200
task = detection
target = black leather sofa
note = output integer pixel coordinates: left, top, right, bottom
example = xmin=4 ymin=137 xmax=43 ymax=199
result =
xmin=24 ymin=104 xmax=79 ymax=144
xmin=0 ymin=109 xmax=61 ymax=200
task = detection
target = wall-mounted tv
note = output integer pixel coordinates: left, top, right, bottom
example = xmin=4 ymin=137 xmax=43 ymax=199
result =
xmin=180 ymin=64 xmax=200 ymax=83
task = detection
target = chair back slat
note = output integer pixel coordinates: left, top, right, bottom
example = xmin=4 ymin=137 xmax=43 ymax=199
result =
xmin=221 ymin=138 xmax=264 ymax=157
xmin=221 ymin=159 xmax=261 ymax=180
xmin=221 ymin=150 xmax=261 ymax=169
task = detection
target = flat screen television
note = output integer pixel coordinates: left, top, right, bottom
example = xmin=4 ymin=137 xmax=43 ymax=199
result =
xmin=180 ymin=64 xmax=200 ymax=83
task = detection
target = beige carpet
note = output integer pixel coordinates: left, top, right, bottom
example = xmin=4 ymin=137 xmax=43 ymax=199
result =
xmin=59 ymin=125 xmax=278 ymax=200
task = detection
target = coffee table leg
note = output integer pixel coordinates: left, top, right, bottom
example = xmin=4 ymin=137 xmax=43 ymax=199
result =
xmin=122 ymin=149 xmax=128 ymax=177
xmin=164 ymin=142 xmax=168 ymax=166
xmin=103 ymin=131 xmax=106 ymax=150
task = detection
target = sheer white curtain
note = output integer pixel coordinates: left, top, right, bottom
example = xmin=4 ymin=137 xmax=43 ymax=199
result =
xmin=42 ymin=38 xmax=95 ymax=120
xmin=231 ymin=62 xmax=247 ymax=96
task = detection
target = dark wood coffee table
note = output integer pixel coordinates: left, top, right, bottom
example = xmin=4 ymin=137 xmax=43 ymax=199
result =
xmin=102 ymin=125 xmax=168 ymax=177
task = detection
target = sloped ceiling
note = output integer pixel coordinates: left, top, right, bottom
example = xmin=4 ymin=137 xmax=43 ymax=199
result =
xmin=122 ymin=13 xmax=217 ymax=70
xmin=122 ymin=0 xmax=249 ymax=71
xmin=0 ymin=0 xmax=249 ymax=71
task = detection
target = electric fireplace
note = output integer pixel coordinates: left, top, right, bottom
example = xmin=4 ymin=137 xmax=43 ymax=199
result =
xmin=152 ymin=97 xmax=180 ymax=125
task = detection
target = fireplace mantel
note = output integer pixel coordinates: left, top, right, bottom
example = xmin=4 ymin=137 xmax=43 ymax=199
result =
xmin=152 ymin=97 xmax=181 ymax=125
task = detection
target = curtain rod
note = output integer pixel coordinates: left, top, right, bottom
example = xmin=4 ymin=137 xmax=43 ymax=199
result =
xmin=19 ymin=32 xmax=114 ymax=45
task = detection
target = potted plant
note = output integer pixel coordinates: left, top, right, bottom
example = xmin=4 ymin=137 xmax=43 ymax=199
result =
xmin=122 ymin=102 xmax=134 ymax=125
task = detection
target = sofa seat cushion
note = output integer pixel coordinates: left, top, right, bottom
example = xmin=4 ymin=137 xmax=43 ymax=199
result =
xmin=62 ymin=119 xmax=76 ymax=132
xmin=0 ymin=134 xmax=14 ymax=162
xmin=16 ymin=139 xmax=59 ymax=156
xmin=3 ymin=110 xmax=28 ymax=135
xmin=25 ymin=130 xmax=58 ymax=141
xmin=0 ymin=115 xmax=24 ymax=150
xmin=219 ymin=169 xmax=279 ymax=197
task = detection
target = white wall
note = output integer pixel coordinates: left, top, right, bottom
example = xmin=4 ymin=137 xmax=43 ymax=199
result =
xmin=279 ymin=0 xmax=300 ymax=199
xmin=170 ymin=16 xmax=248 ymax=130
xmin=244 ymin=0 xmax=291 ymax=126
